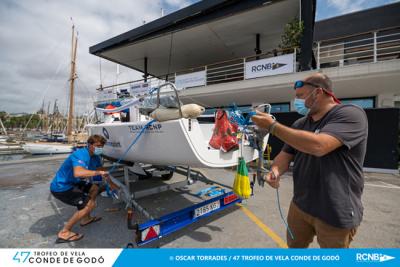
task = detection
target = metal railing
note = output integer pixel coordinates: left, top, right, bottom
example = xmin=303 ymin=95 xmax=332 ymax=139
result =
xmin=207 ymin=58 xmax=245 ymax=85
xmin=96 ymin=47 xmax=297 ymax=101
xmin=314 ymin=27 xmax=400 ymax=69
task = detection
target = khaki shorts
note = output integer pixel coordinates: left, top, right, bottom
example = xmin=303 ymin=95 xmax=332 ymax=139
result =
xmin=287 ymin=201 xmax=357 ymax=248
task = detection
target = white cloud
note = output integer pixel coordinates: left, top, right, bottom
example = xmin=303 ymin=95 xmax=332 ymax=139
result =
xmin=0 ymin=0 xmax=195 ymax=114
xmin=326 ymin=0 xmax=367 ymax=13
xmin=326 ymin=0 xmax=396 ymax=14
xmin=165 ymin=0 xmax=193 ymax=8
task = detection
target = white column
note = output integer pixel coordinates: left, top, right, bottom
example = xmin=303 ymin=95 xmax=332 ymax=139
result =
xmin=394 ymin=95 xmax=400 ymax=108
xmin=243 ymin=57 xmax=246 ymax=80
xmin=377 ymin=93 xmax=395 ymax=108
xmin=317 ymin=42 xmax=321 ymax=69
xmin=204 ymin=65 xmax=208 ymax=85
xmin=290 ymin=99 xmax=295 ymax=112
xmin=373 ymin=32 xmax=377 ymax=63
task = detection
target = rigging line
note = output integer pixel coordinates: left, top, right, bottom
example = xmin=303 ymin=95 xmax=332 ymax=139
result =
xmin=276 ymin=188 xmax=295 ymax=240
xmin=80 ymin=85 xmax=101 ymax=118
xmin=25 ymin=20 xmax=67 ymax=61
xmin=22 ymin=61 xmax=68 ymax=134
xmin=75 ymin=77 xmax=96 ymax=103
xmin=74 ymin=79 xmax=97 ymax=115
xmin=64 ymin=79 xmax=71 ymax=119
xmin=41 ymin=61 xmax=69 ymax=104
xmin=105 ymin=119 xmax=157 ymax=199
xmin=166 ymin=32 xmax=174 ymax=77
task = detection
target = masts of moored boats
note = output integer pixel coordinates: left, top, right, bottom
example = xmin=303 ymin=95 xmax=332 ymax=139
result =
xmin=66 ymin=24 xmax=78 ymax=143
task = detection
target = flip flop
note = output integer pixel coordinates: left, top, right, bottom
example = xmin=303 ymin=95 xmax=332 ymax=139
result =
xmin=80 ymin=216 xmax=102 ymax=227
xmin=55 ymin=233 xmax=84 ymax=244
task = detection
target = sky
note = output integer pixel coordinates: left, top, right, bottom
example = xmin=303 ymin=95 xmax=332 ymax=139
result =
xmin=0 ymin=0 xmax=398 ymax=115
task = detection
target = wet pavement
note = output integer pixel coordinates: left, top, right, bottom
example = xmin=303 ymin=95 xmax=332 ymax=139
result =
xmin=0 ymin=158 xmax=399 ymax=248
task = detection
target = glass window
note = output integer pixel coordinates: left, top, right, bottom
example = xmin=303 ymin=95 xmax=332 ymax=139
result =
xmin=271 ymin=103 xmax=290 ymax=113
xmin=204 ymin=104 xmax=291 ymax=116
xmin=236 ymin=105 xmax=252 ymax=113
xmin=204 ymin=105 xmax=252 ymax=116
xmin=340 ymin=97 xmax=375 ymax=109
xmin=203 ymin=108 xmax=217 ymax=116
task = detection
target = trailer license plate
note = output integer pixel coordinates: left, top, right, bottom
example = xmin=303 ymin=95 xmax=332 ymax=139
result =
xmin=193 ymin=200 xmax=220 ymax=218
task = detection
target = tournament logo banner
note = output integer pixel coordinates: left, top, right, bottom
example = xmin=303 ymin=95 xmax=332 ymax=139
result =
xmin=2 ymin=248 xmax=399 ymax=267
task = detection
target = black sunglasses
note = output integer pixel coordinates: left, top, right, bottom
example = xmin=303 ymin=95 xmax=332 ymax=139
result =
xmin=293 ymin=80 xmax=320 ymax=90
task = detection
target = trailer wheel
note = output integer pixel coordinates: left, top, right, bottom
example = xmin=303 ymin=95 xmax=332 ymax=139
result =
xmin=161 ymin=171 xmax=174 ymax=181
xmin=126 ymin=243 xmax=135 ymax=248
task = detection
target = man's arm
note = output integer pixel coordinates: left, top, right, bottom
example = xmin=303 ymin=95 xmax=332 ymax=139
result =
xmin=95 ymin=167 xmax=119 ymax=190
xmin=272 ymin=123 xmax=342 ymax=157
xmin=270 ymin=151 xmax=293 ymax=177
xmin=73 ymin=166 xmax=107 ymax=179
xmin=252 ymin=113 xmax=342 ymax=157
xmin=265 ymin=151 xmax=293 ymax=188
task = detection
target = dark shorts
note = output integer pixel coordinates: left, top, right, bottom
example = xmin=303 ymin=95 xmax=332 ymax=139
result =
xmin=51 ymin=181 xmax=93 ymax=210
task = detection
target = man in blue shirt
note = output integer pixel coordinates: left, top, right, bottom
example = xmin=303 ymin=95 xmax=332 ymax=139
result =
xmin=50 ymin=135 xmax=112 ymax=243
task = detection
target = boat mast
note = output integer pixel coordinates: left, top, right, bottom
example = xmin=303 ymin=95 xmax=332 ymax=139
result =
xmin=67 ymin=24 xmax=78 ymax=143
xmin=45 ymin=101 xmax=50 ymax=133
xmin=0 ymin=117 xmax=7 ymax=136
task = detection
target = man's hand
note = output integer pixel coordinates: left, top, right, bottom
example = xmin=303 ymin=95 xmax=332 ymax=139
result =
xmin=251 ymin=110 xmax=275 ymax=130
xmin=97 ymin=170 xmax=109 ymax=178
xmin=105 ymin=175 xmax=120 ymax=191
xmin=264 ymin=171 xmax=280 ymax=189
xmin=97 ymin=170 xmax=119 ymax=190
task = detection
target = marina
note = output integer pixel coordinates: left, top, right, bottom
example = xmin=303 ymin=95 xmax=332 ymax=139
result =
xmin=0 ymin=0 xmax=399 ymax=257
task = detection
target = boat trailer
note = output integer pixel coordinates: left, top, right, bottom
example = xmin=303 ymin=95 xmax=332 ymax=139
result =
xmin=106 ymin=163 xmax=242 ymax=247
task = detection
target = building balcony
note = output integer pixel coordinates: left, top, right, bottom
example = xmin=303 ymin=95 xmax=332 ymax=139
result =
xmin=96 ymin=27 xmax=400 ymax=110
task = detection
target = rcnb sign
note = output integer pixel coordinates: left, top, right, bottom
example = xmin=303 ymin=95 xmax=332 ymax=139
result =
xmin=245 ymin=53 xmax=294 ymax=79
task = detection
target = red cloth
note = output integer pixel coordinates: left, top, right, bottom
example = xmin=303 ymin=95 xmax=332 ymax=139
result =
xmin=209 ymin=109 xmax=239 ymax=152
xmin=105 ymin=104 xmax=116 ymax=115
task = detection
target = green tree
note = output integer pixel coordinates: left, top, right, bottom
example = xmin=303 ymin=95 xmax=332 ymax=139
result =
xmin=2 ymin=114 xmax=41 ymax=129
xmin=279 ymin=17 xmax=304 ymax=53
xmin=0 ymin=111 xmax=7 ymax=121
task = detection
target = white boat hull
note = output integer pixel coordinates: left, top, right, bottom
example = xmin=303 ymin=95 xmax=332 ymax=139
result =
xmin=87 ymin=119 xmax=269 ymax=168
xmin=0 ymin=144 xmax=22 ymax=150
xmin=22 ymin=143 xmax=73 ymax=155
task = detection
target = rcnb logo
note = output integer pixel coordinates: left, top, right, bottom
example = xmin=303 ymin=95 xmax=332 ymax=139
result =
xmin=356 ymin=253 xmax=395 ymax=262
xmin=251 ymin=62 xmax=287 ymax=73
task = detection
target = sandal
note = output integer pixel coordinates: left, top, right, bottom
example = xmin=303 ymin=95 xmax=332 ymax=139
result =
xmin=80 ymin=216 xmax=102 ymax=227
xmin=55 ymin=233 xmax=84 ymax=244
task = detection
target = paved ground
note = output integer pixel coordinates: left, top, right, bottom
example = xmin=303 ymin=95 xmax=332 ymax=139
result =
xmin=0 ymin=158 xmax=399 ymax=248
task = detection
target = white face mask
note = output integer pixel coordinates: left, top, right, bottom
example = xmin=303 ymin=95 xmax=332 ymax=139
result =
xmin=94 ymin=147 xmax=103 ymax=156
xmin=294 ymin=89 xmax=316 ymax=116
xmin=293 ymin=98 xmax=309 ymax=115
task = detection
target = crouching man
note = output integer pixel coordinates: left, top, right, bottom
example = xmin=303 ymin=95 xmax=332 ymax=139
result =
xmin=50 ymin=134 xmax=111 ymax=243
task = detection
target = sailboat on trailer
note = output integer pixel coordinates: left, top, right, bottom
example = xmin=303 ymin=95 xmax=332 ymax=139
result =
xmin=87 ymin=83 xmax=269 ymax=168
